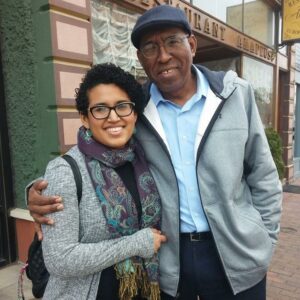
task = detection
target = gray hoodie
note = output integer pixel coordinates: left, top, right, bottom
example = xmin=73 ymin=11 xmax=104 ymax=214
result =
xmin=135 ymin=65 xmax=282 ymax=296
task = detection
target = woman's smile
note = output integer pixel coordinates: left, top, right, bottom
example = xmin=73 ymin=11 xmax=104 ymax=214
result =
xmin=105 ymin=126 xmax=124 ymax=135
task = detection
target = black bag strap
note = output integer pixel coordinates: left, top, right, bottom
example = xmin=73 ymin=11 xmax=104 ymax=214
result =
xmin=61 ymin=154 xmax=82 ymax=203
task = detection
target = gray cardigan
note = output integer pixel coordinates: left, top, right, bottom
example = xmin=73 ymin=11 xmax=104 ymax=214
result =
xmin=41 ymin=146 xmax=154 ymax=300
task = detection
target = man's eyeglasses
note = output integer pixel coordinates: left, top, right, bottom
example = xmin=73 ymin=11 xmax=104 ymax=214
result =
xmin=140 ymin=34 xmax=190 ymax=59
xmin=89 ymin=102 xmax=135 ymax=120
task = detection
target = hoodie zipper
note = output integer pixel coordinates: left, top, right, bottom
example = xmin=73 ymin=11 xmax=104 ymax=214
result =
xmin=195 ymin=90 xmax=237 ymax=293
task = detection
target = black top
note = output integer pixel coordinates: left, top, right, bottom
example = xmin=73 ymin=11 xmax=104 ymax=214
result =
xmin=96 ymin=162 xmax=141 ymax=300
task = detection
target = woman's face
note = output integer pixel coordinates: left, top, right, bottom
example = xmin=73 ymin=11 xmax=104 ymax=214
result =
xmin=80 ymin=83 xmax=137 ymax=149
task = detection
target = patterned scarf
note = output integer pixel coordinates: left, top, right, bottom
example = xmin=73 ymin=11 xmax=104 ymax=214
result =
xmin=77 ymin=126 xmax=161 ymax=300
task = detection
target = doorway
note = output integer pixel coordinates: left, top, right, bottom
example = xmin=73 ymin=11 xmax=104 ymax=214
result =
xmin=0 ymin=47 xmax=16 ymax=266
xmin=294 ymin=84 xmax=300 ymax=178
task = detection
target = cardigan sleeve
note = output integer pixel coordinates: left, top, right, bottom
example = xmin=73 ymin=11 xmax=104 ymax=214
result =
xmin=41 ymin=157 xmax=155 ymax=278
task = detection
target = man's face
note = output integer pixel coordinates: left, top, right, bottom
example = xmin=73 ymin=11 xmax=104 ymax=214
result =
xmin=137 ymin=27 xmax=197 ymax=99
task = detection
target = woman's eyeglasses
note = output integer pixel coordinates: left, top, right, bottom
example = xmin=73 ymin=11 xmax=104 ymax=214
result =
xmin=89 ymin=102 xmax=135 ymax=120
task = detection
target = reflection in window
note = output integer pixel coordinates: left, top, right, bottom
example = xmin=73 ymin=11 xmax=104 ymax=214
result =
xmin=192 ymin=0 xmax=275 ymax=47
xmin=244 ymin=0 xmax=275 ymax=47
xmin=242 ymin=56 xmax=274 ymax=127
xmin=192 ymin=0 xmax=243 ymax=31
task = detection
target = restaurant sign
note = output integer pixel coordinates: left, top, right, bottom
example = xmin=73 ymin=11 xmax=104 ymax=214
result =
xmin=120 ymin=0 xmax=276 ymax=64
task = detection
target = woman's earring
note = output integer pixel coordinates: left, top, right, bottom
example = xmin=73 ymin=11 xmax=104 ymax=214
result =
xmin=86 ymin=128 xmax=92 ymax=138
xmin=133 ymin=127 xmax=137 ymax=135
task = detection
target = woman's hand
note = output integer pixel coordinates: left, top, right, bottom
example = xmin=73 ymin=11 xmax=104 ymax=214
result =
xmin=151 ymin=228 xmax=167 ymax=253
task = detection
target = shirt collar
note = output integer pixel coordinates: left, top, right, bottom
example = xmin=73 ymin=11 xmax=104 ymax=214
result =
xmin=150 ymin=65 xmax=209 ymax=107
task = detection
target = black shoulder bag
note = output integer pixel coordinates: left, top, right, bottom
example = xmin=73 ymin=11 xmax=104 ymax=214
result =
xmin=25 ymin=154 xmax=82 ymax=299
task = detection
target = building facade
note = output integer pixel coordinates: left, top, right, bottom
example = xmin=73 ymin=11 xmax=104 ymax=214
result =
xmin=0 ymin=0 xmax=297 ymax=263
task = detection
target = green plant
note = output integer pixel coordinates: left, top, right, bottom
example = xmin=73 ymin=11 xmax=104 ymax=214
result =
xmin=265 ymin=128 xmax=285 ymax=180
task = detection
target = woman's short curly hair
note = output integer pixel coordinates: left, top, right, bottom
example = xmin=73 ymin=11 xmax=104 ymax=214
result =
xmin=75 ymin=63 xmax=145 ymax=116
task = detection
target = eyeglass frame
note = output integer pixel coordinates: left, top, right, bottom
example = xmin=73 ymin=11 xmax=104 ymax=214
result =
xmin=89 ymin=102 xmax=136 ymax=120
xmin=139 ymin=33 xmax=191 ymax=59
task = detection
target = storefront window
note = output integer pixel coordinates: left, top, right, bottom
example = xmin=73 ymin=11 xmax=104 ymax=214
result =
xmin=242 ymin=56 xmax=274 ymax=127
xmin=91 ymin=0 xmax=146 ymax=80
xmin=201 ymin=57 xmax=240 ymax=73
xmin=191 ymin=0 xmax=275 ymax=48
xmin=191 ymin=0 xmax=243 ymax=31
xmin=244 ymin=0 xmax=275 ymax=47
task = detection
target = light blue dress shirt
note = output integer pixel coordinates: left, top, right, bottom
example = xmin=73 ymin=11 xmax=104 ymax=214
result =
xmin=150 ymin=66 xmax=210 ymax=233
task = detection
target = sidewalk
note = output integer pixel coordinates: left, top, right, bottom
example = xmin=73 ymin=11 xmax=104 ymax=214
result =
xmin=267 ymin=179 xmax=300 ymax=300
xmin=0 ymin=262 xmax=34 ymax=299
xmin=0 ymin=182 xmax=300 ymax=300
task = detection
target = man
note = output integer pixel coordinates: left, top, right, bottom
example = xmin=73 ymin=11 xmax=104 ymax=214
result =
xmin=28 ymin=5 xmax=282 ymax=300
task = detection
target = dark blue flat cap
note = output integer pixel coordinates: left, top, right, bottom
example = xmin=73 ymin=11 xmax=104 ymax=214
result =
xmin=131 ymin=5 xmax=192 ymax=49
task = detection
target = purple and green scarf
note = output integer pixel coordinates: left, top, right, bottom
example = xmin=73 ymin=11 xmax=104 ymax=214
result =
xmin=78 ymin=126 xmax=161 ymax=300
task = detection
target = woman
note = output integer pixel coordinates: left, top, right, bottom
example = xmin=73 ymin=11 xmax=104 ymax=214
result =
xmin=41 ymin=63 xmax=166 ymax=300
